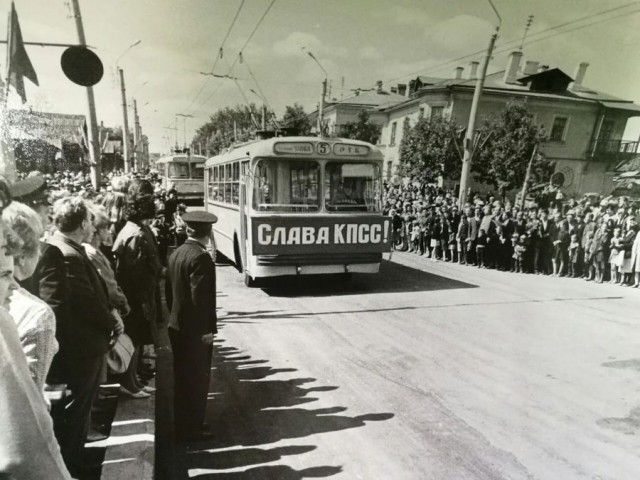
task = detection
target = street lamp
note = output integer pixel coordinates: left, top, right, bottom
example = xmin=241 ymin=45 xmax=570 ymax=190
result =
xmin=302 ymin=48 xmax=328 ymax=136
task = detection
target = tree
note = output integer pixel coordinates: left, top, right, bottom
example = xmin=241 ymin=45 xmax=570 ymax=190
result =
xmin=340 ymin=110 xmax=381 ymax=144
xmin=397 ymin=116 xmax=463 ymax=184
xmin=281 ymin=103 xmax=312 ymax=136
xmin=473 ymin=101 xmax=551 ymax=199
xmin=192 ymin=103 xmax=272 ymax=156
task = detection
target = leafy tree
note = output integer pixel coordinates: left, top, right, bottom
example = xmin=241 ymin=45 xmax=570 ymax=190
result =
xmin=473 ymin=101 xmax=551 ymax=199
xmin=340 ymin=110 xmax=381 ymax=144
xmin=192 ymin=103 xmax=272 ymax=156
xmin=281 ymin=103 xmax=312 ymax=136
xmin=397 ymin=116 xmax=463 ymax=184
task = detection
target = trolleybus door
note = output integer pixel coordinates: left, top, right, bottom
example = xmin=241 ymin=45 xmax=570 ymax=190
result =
xmin=238 ymin=163 xmax=249 ymax=277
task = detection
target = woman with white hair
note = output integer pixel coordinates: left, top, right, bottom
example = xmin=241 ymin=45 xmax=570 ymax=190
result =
xmin=2 ymin=201 xmax=58 ymax=400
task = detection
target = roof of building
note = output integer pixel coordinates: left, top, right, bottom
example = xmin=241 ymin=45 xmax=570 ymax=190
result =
xmin=327 ymin=89 xmax=407 ymax=109
xmin=380 ymin=67 xmax=640 ymax=114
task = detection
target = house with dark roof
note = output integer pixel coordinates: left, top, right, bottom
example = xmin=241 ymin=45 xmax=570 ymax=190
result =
xmin=308 ymin=81 xmax=406 ymax=136
xmin=378 ymin=52 xmax=640 ymax=196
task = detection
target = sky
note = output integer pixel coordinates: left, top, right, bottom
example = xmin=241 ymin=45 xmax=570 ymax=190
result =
xmin=5 ymin=0 xmax=640 ymax=154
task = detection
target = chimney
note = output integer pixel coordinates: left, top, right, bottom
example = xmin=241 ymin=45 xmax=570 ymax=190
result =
xmin=503 ymin=51 xmax=523 ymax=84
xmin=538 ymin=65 xmax=549 ymax=72
xmin=523 ymin=60 xmax=539 ymax=76
xmin=376 ymin=80 xmax=383 ymax=93
xmin=468 ymin=61 xmax=479 ymax=79
xmin=454 ymin=66 xmax=464 ymax=79
xmin=397 ymin=83 xmax=407 ymax=96
xmin=572 ymin=62 xmax=589 ymax=89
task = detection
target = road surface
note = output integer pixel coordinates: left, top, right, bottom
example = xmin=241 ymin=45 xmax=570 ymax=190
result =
xmin=159 ymin=251 xmax=640 ymax=480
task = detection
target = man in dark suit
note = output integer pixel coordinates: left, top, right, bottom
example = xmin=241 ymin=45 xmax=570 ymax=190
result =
xmin=47 ymin=196 xmax=122 ymax=475
xmin=166 ymin=210 xmax=218 ymax=443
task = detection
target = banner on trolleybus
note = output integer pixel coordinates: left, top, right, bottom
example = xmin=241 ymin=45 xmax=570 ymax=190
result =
xmin=251 ymin=216 xmax=392 ymax=255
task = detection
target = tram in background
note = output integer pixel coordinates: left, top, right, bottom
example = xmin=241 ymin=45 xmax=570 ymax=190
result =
xmin=204 ymin=136 xmax=391 ymax=286
xmin=155 ymin=152 xmax=206 ymax=205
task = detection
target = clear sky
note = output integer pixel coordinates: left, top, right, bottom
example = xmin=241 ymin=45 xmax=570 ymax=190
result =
xmin=6 ymin=0 xmax=640 ymax=154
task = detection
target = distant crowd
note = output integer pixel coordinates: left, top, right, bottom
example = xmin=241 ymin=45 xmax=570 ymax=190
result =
xmin=383 ymin=183 xmax=640 ymax=287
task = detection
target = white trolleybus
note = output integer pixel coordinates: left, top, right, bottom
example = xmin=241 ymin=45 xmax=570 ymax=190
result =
xmin=155 ymin=153 xmax=206 ymax=205
xmin=204 ymin=136 xmax=392 ymax=286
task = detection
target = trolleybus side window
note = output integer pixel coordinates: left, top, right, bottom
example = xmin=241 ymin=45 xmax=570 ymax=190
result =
xmin=232 ymin=162 xmax=240 ymax=205
xmin=253 ymin=159 xmax=320 ymax=212
xmin=325 ymin=162 xmax=381 ymax=212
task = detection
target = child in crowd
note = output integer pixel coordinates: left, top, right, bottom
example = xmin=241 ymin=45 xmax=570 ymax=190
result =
xmin=456 ymin=213 xmax=469 ymax=265
xmin=583 ymin=231 xmax=595 ymax=281
xmin=568 ymin=233 xmax=581 ymax=278
xmin=510 ymin=233 xmax=519 ymax=272
xmin=609 ymin=227 xmax=622 ymax=284
xmin=476 ymin=229 xmax=487 ymax=268
xmin=410 ymin=220 xmax=421 ymax=253
xmin=514 ymin=234 xmax=528 ymax=273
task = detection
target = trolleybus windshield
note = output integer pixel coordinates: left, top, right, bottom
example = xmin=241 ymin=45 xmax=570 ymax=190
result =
xmin=168 ymin=162 xmax=190 ymax=179
xmin=253 ymin=158 xmax=320 ymax=212
xmin=325 ymin=162 xmax=381 ymax=213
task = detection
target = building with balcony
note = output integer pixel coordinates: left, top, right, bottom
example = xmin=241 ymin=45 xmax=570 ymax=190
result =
xmin=377 ymin=53 xmax=640 ymax=196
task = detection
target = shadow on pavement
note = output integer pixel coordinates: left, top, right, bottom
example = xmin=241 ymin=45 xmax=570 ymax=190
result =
xmin=260 ymin=259 xmax=477 ymax=297
xmin=162 ymin=339 xmax=393 ymax=479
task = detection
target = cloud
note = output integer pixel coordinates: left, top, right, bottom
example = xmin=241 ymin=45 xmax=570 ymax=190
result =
xmin=360 ymin=46 xmax=383 ymax=60
xmin=273 ymin=32 xmax=322 ymax=57
xmin=391 ymin=5 xmax=434 ymax=27
xmin=422 ymin=15 xmax=494 ymax=60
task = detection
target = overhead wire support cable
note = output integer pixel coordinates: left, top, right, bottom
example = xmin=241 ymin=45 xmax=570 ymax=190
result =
xmin=195 ymin=0 xmax=277 ymax=116
xmin=184 ymin=0 xmax=246 ymax=115
xmin=334 ymin=1 xmax=640 ymax=107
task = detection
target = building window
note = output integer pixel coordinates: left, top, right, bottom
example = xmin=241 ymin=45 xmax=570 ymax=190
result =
xmin=390 ymin=121 xmax=397 ymax=146
xmin=418 ymin=107 xmax=425 ymax=119
xmin=549 ymin=116 xmax=569 ymax=142
xmin=387 ymin=161 xmax=393 ymax=180
xmin=431 ymin=106 xmax=444 ymax=120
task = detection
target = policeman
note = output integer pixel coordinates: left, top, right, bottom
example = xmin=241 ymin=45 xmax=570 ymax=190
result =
xmin=165 ymin=210 xmax=218 ymax=442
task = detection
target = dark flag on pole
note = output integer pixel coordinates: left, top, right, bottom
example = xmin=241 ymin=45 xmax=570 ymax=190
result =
xmin=6 ymin=1 xmax=39 ymax=103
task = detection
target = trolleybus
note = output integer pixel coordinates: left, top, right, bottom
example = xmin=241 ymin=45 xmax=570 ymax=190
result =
xmin=155 ymin=153 xmax=206 ymax=204
xmin=204 ymin=136 xmax=391 ymax=286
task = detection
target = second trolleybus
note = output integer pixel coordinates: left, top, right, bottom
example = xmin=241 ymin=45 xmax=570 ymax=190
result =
xmin=204 ymin=136 xmax=391 ymax=286
xmin=155 ymin=153 xmax=206 ymax=204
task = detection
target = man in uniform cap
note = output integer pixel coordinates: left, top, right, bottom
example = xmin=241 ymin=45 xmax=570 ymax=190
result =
xmin=165 ymin=210 xmax=218 ymax=442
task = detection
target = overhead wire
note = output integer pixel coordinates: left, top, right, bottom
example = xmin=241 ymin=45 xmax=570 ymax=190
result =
xmin=184 ymin=0 xmax=246 ymax=116
xmin=335 ymin=1 xmax=640 ymax=106
xmin=194 ymin=0 xmax=277 ymax=117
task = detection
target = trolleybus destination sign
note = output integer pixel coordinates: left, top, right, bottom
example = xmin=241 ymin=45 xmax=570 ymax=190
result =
xmin=251 ymin=216 xmax=392 ymax=255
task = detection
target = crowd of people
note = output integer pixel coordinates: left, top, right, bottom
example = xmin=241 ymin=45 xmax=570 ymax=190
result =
xmin=384 ymin=183 xmax=640 ymax=287
xmin=0 ymin=169 xmax=192 ymax=478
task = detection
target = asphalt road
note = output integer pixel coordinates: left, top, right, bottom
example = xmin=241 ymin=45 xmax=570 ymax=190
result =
xmin=159 ymin=251 xmax=640 ymax=480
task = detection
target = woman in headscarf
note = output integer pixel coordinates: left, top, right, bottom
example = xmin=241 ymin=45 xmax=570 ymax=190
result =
xmin=112 ymin=179 xmax=164 ymax=398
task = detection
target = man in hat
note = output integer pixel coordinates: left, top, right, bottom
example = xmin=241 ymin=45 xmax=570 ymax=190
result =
xmin=165 ymin=210 xmax=218 ymax=442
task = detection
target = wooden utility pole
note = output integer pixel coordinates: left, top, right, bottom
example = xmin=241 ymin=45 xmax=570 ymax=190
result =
xmin=457 ymin=28 xmax=498 ymax=207
xmin=318 ymin=78 xmax=327 ymax=137
xmin=119 ymin=68 xmax=130 ymax=173
xmin=519 ymin=143 xmax=538 ymax=211
xmin=133 ymin=98 xmax=139 ymax=171
xmin=70 ymin=0 xmax=101 ymax=189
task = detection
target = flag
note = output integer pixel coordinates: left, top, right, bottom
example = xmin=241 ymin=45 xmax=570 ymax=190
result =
xmin=6 ymin=1 xmax=38 ymax=104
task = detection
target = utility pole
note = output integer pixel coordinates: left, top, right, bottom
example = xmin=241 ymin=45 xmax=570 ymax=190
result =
xmin=70 ymin=0 xmax=101 ymax=189
xmin=119 ymin=68 xmax=130 ymax=173
xmin=133 ymin=99 xmax=139 ymax=171
xmin=318 ymin=78 xmax=327 ymax=137
xmin=458 ymin=0 xmax=501 ymax=207
xmin=457 ymin=28 xmax=498 ymax=207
